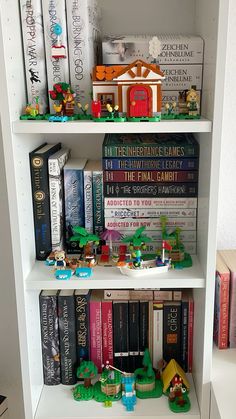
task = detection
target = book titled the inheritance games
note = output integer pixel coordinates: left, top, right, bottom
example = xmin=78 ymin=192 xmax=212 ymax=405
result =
xmin=29 ymin=142 xmax=61 ymax=260
xmin=58 ymin=290 xmax=77 ymax=385
xmin=39 ymin=290 xmax=60 ymax=385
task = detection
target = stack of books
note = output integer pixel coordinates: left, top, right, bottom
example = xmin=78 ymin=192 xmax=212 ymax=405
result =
xmin=39 ymin=288 xmax=194 ymax=385
xmin=103 ymin=133 xmax=199 ymax=255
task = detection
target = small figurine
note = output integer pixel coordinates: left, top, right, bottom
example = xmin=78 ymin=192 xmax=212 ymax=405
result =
xmin=186 ymin=87 xmax=200 ymax=117
xmin=51 ymin=24 xmax=66 ymax=59
xmin=54 ymin=250 xmax=66 ymax=270
xmin=63 ymin=88 xmax=75 ymax=116
xmin=164 ymin=101 xmax=177 ymax=117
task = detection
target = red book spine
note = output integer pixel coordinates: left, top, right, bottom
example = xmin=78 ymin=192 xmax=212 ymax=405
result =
xmin=89 ymin=301 xmax=103 ymax=372
xmin=219 ymin=273 xmax=230 ymax=348
xmin=104 ymin=170 xmax=198 ymax=183
xmin=188 ymin=298 xmax=194 ymax=373
xmin=102 ymin=301 xmax=113 ymax=365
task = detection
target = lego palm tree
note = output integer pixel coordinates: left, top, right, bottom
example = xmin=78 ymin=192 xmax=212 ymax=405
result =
xmin=69 ymin=226 xmax=100 ymax=264
xmin=122 ymin=226 xmax=151 ymax=251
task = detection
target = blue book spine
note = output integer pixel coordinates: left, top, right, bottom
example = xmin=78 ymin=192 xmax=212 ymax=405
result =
xmin=92 ymin=171 xmax=104 ymax=235
xmin=103 ymin=158 xmax=199 ymax=171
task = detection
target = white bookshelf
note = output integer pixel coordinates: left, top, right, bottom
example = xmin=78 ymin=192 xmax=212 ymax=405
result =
xmin=0 ymin=0 xmax=230 ymax=419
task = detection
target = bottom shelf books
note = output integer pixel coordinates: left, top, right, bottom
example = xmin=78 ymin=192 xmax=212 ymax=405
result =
xmin=39 ymin=288 xmax=194 ymax=386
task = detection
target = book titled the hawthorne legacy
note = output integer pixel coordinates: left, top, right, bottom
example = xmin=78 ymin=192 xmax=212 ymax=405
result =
xmin=103 ymin=157 xmax=199 ymax=171
xmin=48 ymin=147 xmax=70 ymax=251
xmin=66 ymin=0 xmax=101 ymax=106
xmin=64 ymin=158 xmax=87 ymax=253
xmin=29 ymin=142 xmax=61 ymax=260
xmin=20 ymin=0 xmax=48 ymax=114
xmin=74 ymin=289 xmax=91 ymax=363
xmin=102 ymin=133 xmax=199 ymax=158
xmin=39 ymin=290 xmax=60 ymax=385
xmin=104 ymin=182 xmax=198 ymax=198
xmin=42 ymin=0 xmax=69 ymax=112
xmin=58 ymin=290 xmax=77 ymax=385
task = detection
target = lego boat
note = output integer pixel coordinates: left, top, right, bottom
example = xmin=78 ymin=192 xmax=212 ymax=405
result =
xmin=118 ymin=259 xmax=170 ymax=277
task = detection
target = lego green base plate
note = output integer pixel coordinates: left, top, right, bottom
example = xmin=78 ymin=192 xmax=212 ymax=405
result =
xmin=127 ymin=116 xmax=161 ymax=122
xmin=20 ymin=114 xmax=45 ymax=120
xmin=93 ymin=381 xmax=122 ymax=402
xmin=93 ymin=117 xmax=126 ymax=122
xmin=73 ymin=384 xmax=94 ymax=401
xmin=168 ymin=393 xmax=191 ymax=413
xmin=162 ymin=114 xmax=200 ymax=120
xmin=172 ymin=253 xmax=192 ymax=269
xmin=135 ymin=379 xmax=163 ymax=399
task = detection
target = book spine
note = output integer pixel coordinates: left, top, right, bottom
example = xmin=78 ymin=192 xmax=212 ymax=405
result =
xmin=104 ymin=197 xmax=198 ymax=209
xmin=180 ymin=300 xmax=188 ymax=371
xmin=83 ymin=170 xmax=94 ymax=233
xmin=20 ymin=0 xmax=48 ymax=114
xmin=128 ymin=301 xmax=140 ymax=372
xmin=92 ymin=171 xmax=104 ymax=235
xmin=105 ymin=217 xmax=196 ymax=231
xmin=49 ymin=176 xmax=64 ymax=250
xmin=75 ymin=293 xmax=90 ymax=364
xmin=104 ymin=170 xmax=198 ymax=183
xmin=114 ymin=229 xmax=197 ymax=242
xmin=101 ymin=301 xmax=113 ymax=365
xmin=163 ymin=302 xmax=182 ymax=365
xmin=66 ymin=0 xmax=101 ymax=106
xmin=104 ymin=182 xmax=198 ymax=197
xmin=188 ymin=298 xmax=194 ymax=372
xmin=89 ymin=301 xmax=102 ymax=372
xmin=103 ymin=158 xmax=199 ymax=171
xmin=161 ymin=64 xmax=202 ymax=91
xmin=139 ymin=301 xmax=149 ymax=367
xmin=103 ymin=144 xmax=199 ymax=158
xmin=58 ymin=294 xmax=77 ymax=385
xmin=39 ymin=294 xmax=60 ymax=385
xmin=113 ymin=301 xmax=129 ymax=371
xmin=218 ymin=273 xmax=230 ymax=349
xmin=105 ymin=208 xmax=197 ymax=218
xmin=112 ymin=241 xmax=196 ymax=255
xmin=42 ymin=0 xmax=69 ymax=113
xmin=64 ymin=167 xmax=85 ymax=252
xmin=152 ymin=302 xmax=163 ymax=369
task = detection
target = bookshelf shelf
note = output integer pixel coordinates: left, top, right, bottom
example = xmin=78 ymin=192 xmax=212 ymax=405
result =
xmin=35 ymin=374 xmax=199 ymax=419
xmin=13 ymin=118 xmax=212 ymax=134
xmin=25 ymin=256 xmax=205 ymax=290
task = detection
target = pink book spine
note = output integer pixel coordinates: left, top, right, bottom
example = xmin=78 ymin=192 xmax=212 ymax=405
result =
xmin=229 ymin=272 xmax=236 ymax=348
xmin=89 ymin=301 xmax=103 ymax=372
xmin=188 ymin=299 xmax=194 ymax=373
xmin=219 ymin=273 xmax=230 ymax=349
xmin=102 ymin=301 xmax=113 ymax=365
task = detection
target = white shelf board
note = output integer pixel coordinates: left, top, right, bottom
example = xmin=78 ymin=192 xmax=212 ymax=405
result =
xmin=35 ymin=374 xmax=199 ymax=419
xmin=25 ymin=256 xmax=205 ymax=290
xmin=13 ymin=118 xmax=212 ymax=134
xmin=211 ymin=346 xmax=236 ymax=419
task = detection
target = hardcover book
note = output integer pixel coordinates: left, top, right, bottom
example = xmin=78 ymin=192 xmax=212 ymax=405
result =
xmin=20 ymin=0 xmax=48 ymax=114
xmin=115 ymin=229 xmax=197 ymax=242
xmin=180 ymin=292 xmax=189 ymax=371
xmin=105 ymin=207 xmax=197 ymax=218
xmin=92 ymin=163 xmax=104 ymax=235
xmin=104 ymin=290 xmax=130 ymax=300
xmin=103 ymin=157 xmax=199 ymax=171
xmin=112 ymin=241 xmax=196 ymax=256
xmin=58 ymin=290 xmax=77 ymax=385
xmin=102 ymin=133 xmax=199 ymax=158
xmin=105 ymin=217 xmax=196 ymax=231
xmin=181 ymin=290 xmax=194 ymax=372
xmin=113 ymin=300 xmax=129 ymax=371
xmin=29 ymin=142 xmax=61 ymax=260
xmin=213 ymin=252 xmax=230 ymax=349
xmin=139 ymin=301 xmax=149 ymax=363
xmin=66 ymin=0 xmax=101 ymax=106
xmin=39 ymin=290 xmax=60 ymax=385
xmin=128 ymin=301 xmax=140 ymax=372
xmin=101 ymin=300 xmax=113 ymax=366
xmin=218 ymin=250 xmax=236 ymax=348
xmin=74 ymin=289 xmax=91 ymax=364
xmin=63 ymin=158 xmax=87 ymax=253
xmin=83 ymin=161 xmax=95 ymax=233
xmin=152 ymin=302 xmax=163 ymax=369
xmin=89 ymin=290 xmax=103 ymax=372
xmin=48 ymin=147 xmax=70 ymax=250
xmin=163 ymin=301 xmax=182 ymax=365
xmin=104 ymin=170 xmax=198 ymax=183
xmin=104 ymin=197 xmax=198 ymax=209
xmin=104 ymin=182 xmax=198 ymax=198
xmin=42 ymin=0 xmax=69 ymax=112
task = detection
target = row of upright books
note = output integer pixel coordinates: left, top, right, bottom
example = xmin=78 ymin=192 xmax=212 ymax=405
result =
xmin=29 ymin=133 xmax=199 ymax=260
xmin=39 ymin=288 xmax=194 ymax=385
xmin=214 ymin=250 xmax=236 ymax=349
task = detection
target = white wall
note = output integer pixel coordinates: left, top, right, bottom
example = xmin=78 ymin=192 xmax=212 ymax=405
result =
xmin=217 ymin=0 xmax=236 ymax=249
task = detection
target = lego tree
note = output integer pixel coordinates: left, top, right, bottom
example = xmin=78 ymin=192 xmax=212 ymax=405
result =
xmin=122 ymin=226 xmax=152 ymax=250
xmin=77 ymin=360 xmax=98 ymax=388
xmin=70 ymin=226 xmax=100 ymax=257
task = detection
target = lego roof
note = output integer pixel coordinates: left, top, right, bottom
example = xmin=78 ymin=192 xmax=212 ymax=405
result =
xmin=162 ymin=359 xmax=190 ymax=393
xmin=93 ymin=60 xmax=165 ymax=82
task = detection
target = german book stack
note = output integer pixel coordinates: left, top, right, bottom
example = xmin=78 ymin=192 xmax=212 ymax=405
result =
xmin=103 ymin=133 xmax=199 ymax=255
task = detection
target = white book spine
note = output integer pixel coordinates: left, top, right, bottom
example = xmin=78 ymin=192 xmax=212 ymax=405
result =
xmin=112 ymin=241 xmax=196 ymax=255
xmin=66 ymin=0 xmax=101 ymax=107
xmin=105 ymin=217 xmax=197 ymax=231
xmin=49 ymin=176 xmax=63 ymax=250
xmin=104 ymin=197 xmax=198 ymax=209
xmin=104 ymin=208 xmax=197 ymax=218
xmin=152 ymin=305 xmax=163 ymax=368
xmin=83 ymin=170 xmax=94 ymax=233
xmin=42 ymin=0 xmax=69 ymax=112
xmin=20 ymin=0 xmax=48 ymax=113
xmin=116 ymin=229 xmax=197 ymax=242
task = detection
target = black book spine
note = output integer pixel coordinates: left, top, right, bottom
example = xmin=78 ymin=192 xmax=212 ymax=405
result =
xmin=139 ymin=301 xmax=149 ymax=367
xmin=128 ymin=301 xmax=140 ymax=372
xmin=75 ymin=292 xmax=90 ymax=364
xmin=113 ymin=301 xmax=129 ymax=372
xmin=58 ymin=293 xmax=77 ymax=385
xmin=180 ymin=300 xmax=189 ymax=372
xmin=163 ymin=301 xmax=182 ymax=364
xmin=39 ymin=292 xmax=60 ymax=385
xmin=29 ymin=142 xmax=61 ymax=260
xmin=104 ymin=182 xmax=198 ymax=198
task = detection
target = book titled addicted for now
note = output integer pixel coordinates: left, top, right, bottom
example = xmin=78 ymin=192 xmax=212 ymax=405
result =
xmin=29 ymin=142 xmax=61 ymax=260
xmin=102 ymin=133 xmax=199 ymax=158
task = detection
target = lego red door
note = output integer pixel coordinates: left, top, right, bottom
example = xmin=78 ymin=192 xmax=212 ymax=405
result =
xmin=128 ymin=85 xmax=152 ymax=117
